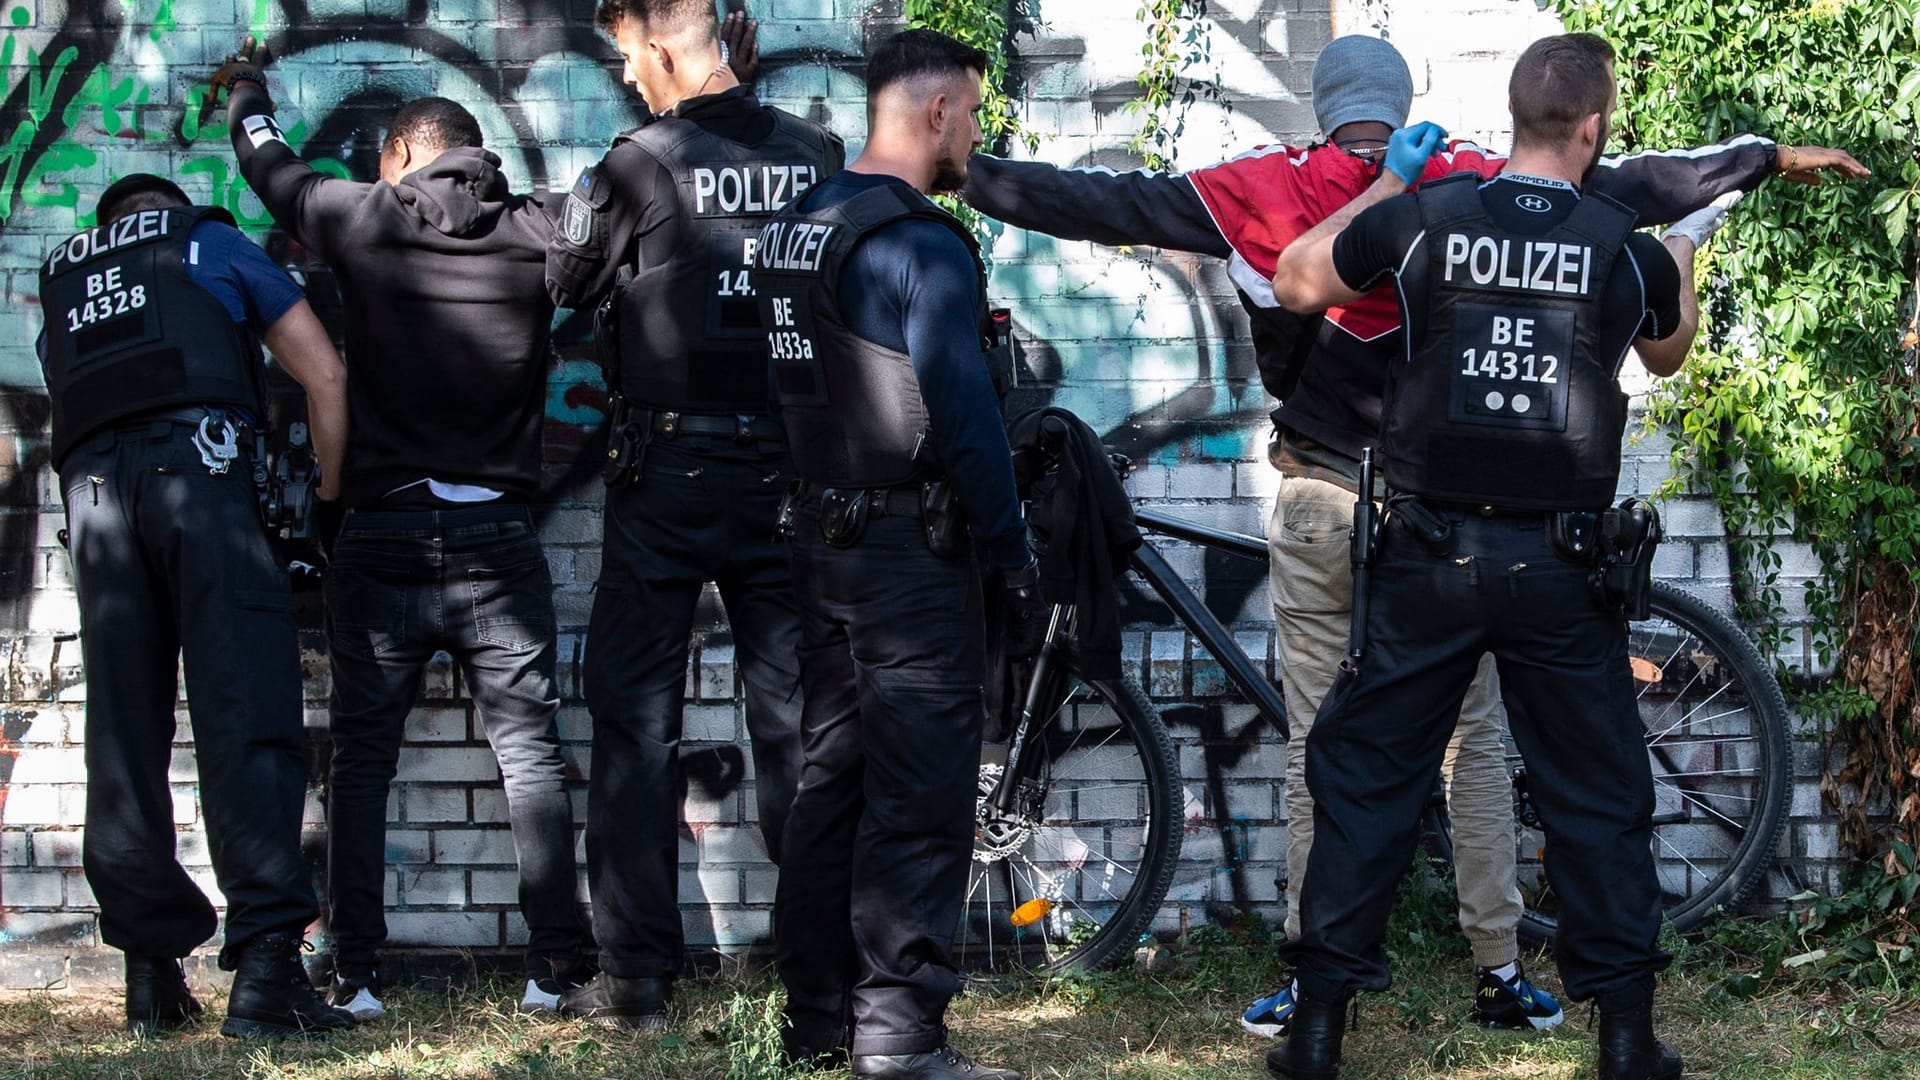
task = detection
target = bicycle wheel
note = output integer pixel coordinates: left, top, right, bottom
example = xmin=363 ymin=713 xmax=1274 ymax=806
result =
xmin=1423 ymin=582 xmax=1793 ymax=944
xmin=957 ymin=658 xmax=1181 ymax=974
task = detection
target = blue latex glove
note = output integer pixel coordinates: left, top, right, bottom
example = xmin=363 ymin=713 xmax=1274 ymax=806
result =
xmin=1384 ymin=121 xmax=1448 ymax=185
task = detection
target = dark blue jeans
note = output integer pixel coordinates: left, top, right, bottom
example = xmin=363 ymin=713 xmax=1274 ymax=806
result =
xmin=323 ymin=504 xmax=587 ymax=977
xmin=775 ymin=506 xmax=986 ymax=1057
xmin=60 ymin=421 xmax=317 ymax=963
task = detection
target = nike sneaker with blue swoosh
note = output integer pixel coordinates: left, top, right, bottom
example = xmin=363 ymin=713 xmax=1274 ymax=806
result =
xmin=1473 ymin=965 xmax=1564 ymax=1030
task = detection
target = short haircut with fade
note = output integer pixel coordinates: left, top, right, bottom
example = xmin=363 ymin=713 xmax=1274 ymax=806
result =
xmin=97 ymin=174 xmax=190 ymax=226
xmin=388 ymin=97 xmax=484 ymax=153
xmin=595 ymin=0 xmax=719 ymax=40
xmin=1509 ymin=32 xmax=1616 ymax=149
xmin=866 ymin=28 xmax=988 ymax=103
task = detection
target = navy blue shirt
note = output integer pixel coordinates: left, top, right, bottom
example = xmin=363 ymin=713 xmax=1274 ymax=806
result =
xmin=185 ymin=218 xmax=306 ymax=332
xmin=809 ymin=172 xmax=1027 ymax=569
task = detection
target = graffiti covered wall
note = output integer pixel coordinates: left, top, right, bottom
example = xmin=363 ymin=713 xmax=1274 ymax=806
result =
xmin=0 ymin=0 xmax=1843 ymax=980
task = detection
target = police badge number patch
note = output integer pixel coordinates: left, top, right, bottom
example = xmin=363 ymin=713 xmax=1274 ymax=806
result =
xmin=1448 ymin=302 xmax=1573 ymax=432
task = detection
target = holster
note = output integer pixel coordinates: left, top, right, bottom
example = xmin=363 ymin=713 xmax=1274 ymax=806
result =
xmin=818 ymin=487 xmax=870 ymax=548
xmin=922 ymin=480 xmax=963 ymax=560
xmin=253 ymin=421 xmax=316 ymax=541
xmin=1591 ymin=498 xmax=1662 ymax=620
xmin=602 ymin=396 xmax=647 ymax=487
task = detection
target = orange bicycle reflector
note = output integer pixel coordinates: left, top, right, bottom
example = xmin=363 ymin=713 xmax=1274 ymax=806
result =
xmin=1009 ymin=898 xmax=1053 ymax=927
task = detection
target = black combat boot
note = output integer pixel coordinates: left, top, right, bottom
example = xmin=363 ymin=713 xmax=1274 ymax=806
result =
xmin=558 ymin=972 xmax=672 ymax=1030
xmin=1264 ymin=985 xmax=1346 ymax=1080
xmin=1594 ymin=983 xmax=1684 ymax=1080
xmin=124 ymin=954 xmax=203 ymax=1037
xmin=851 ymin=1043 xmax=1022 ymax=1080
xmin=219 ymin=932 xmax=356 ymax=1038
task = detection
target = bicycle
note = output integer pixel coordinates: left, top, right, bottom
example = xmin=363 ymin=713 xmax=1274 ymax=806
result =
xmin=960 ymin=443 xmax=1792 ymax=973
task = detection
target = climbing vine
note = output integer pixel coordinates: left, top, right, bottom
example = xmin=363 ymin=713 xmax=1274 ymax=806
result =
xmin=1125 ymin=0 xmax=1215 ymax=170
xmin=1553 ymin=0 xmax=1920 ymax=856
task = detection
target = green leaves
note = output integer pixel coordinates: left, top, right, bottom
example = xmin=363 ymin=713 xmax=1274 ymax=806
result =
xmin=1558 ymin=0 xmax=1920 ymax=859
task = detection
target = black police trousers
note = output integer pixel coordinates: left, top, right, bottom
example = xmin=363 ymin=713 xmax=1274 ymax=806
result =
xmin=1285 ymin=509 xmax=1671 ymax=1004
xmin=59 ymin=418 xmax=318 ymax=962
xmin=775 ymin=505 xmax=986 ymax=1057
xmin=583 ymin=437 xmax=804 ymax=979
xmin=323 ymin=504 xmax=588 ymax=978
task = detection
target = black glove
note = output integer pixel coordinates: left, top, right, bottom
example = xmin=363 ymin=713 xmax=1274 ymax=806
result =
xmin=202 ymin=34 xmax=272 ymax=124
xmin=1000 ymin=559 xmax=1049 ymax=659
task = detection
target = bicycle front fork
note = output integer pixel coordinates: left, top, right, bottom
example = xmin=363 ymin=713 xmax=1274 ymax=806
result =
xmin=989 ymin=602 xmax=1077 ymax=817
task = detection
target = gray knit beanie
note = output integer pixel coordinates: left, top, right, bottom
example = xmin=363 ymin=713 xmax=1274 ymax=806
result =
xmin=1311 ymin=35 xmax=1414 ymax=136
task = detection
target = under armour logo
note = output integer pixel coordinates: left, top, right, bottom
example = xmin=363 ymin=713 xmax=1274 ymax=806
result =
xmin=1515 ymin=194 xmax=1552 ymax=213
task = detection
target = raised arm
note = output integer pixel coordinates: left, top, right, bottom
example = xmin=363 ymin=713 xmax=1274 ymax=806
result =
xmin=1588 ymin=133 xmax=1868 ymax=227
xmin=961 ymin=155 xmax=1230 ymax=257
xmin=217 ymin=40 xmax=357 ymax=255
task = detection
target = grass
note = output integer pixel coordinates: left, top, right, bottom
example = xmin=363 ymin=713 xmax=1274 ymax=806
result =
xmin=1 ymin=930 xmax=1915 ymax=1080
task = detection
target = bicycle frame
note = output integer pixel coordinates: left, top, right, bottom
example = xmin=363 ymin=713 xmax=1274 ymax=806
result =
xmin=988 ymin=506 xmax=1289 ymax=818
xmin=1131 ymin=507 xmax=1291 ymax=739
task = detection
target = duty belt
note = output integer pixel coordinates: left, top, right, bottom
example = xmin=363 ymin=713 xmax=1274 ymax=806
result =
xmin=802 ymin=485 xmax=924 ymax=519
xmin=1411 ymin=499 xmax=1549 ymax=519
xmin=106 ymin=405 xmax=255 ymax=476
xmin=649 ymin=411 xmax=782 ymax=442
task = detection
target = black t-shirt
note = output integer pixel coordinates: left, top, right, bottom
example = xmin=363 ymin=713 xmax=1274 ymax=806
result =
xmin=1333 ymin=173 xmax=1682 ymax=365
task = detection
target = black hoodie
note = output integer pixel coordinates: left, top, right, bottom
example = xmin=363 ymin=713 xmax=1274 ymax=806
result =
xmin=230 ymin=83 xmax=560 ymax=507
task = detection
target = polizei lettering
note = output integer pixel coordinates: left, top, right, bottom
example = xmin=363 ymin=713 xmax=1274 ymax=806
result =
xmin=691 ymin=163 xmax=820 ymax=216
xmin=755 ymin=219 xmax=836 ymax=274
xmin=1441 ymin=233 xmax=1592 ymax=296
xmin=44 ymin=209 xmax=172 ymax=275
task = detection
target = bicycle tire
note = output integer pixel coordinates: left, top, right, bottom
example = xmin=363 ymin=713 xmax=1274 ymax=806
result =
xmin=1425 ymin=581 xmax=1792 ymax=945
xmin=957 ymin=659 xmax=1181 ymax=974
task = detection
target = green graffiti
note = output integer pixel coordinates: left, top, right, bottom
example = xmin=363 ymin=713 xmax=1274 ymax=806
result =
xmin=61 ymin=63 xmax=140 ymax=137
xmin=0 ymin=40 xmax=79 ymax=224
xmin=20 ymin=142 xmax=94 ymax=210
xmin=151 ymin=0 xmax=176 ymax=41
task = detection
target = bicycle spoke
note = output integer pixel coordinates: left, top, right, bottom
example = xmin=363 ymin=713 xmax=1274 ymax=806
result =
xmin=1652 ymin=829 xmax=1713 ymax=882
xmin=1646 ymin=676 xmax=1736 ymax=745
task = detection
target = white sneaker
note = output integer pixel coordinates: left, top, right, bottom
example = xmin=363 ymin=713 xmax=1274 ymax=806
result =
xmin=519 ymin=977 xmax=565 ymax=1014
xmin=328 ymin=974 xmax=386 ymax=1022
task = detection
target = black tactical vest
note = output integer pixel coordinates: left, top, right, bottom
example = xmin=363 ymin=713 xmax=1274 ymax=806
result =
xmin=754 ymin=182 xmax=996 ymax=488
xmin=613 ymin=109 xmax=836 ymax=413
xmin=1382 ymin=174 xmax=1637 ymax=510
xmin=39 ymin=206 xmax=264 ymax=468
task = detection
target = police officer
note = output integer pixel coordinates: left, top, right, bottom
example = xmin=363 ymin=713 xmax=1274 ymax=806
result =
xmin=544 ymin=0 xmax=841 ymax=1027
xmin=755 ymin=29 xmax=1032 ymax=1080
xmin=40 ymin=173 xmax=353 ymax=1038
xmin=219 ymin=47 xmax=594 ymax=1018
xmin=1267 ymin=33 xmax=1716 ymax=1079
